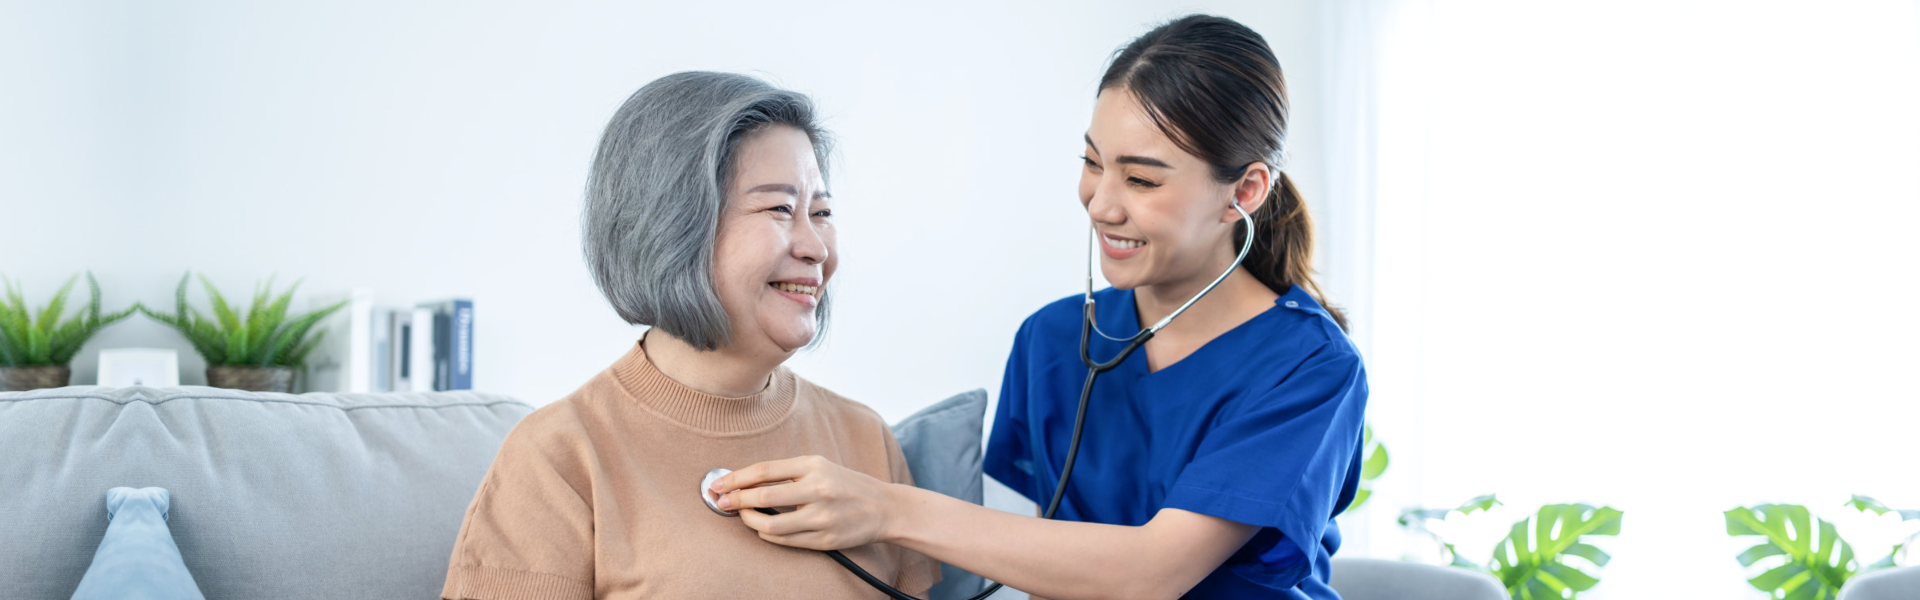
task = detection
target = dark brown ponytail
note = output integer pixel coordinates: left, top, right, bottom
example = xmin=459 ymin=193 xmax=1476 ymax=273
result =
xmin=1251 ymin=172 xmax=1346 ymax=330
xmin=1101 ymin=14 xmax=1348 ymax=330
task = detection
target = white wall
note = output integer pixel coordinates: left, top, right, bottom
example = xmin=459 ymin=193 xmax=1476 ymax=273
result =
xmin=1357 ymin=2 xmax=1920 ymax=599
xmin=0 ymin=0 xmax=1330 ymax=425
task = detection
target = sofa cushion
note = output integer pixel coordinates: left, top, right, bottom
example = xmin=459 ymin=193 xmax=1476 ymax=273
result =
xmin=1329 ymin=557 xmax=1509 ymax=600
xmin=68 ymin=487 xmax=206 ymax=600
xmin=889 ymin=388 xmax=989 ymax=600
xmin=0 ymin=386 xmax=531 ymax=600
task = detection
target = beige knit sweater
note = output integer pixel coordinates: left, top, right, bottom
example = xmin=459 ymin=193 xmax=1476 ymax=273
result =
xmin=441 ymin=338 xmax=940 ymax=599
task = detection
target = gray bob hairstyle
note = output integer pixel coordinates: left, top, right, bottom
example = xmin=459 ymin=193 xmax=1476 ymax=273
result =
xmin=583 ymin=71 xmax=833 ymax=351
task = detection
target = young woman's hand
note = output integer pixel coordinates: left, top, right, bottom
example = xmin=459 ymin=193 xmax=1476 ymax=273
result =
xmin=709 ymin=455 xmax=901 ymax=550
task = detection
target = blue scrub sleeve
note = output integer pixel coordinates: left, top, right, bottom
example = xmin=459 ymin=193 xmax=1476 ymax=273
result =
xmin=1161 ymin=343 xmax=1368 ymax=591
xmin=984 ymin=316 xmax=1039 ymax=504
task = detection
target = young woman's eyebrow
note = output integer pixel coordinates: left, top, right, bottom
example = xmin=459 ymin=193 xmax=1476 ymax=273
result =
xmin=1115 ymin=155 xmax=1170 ymax=168
xmin=1083 ymin=133 xmax=1170 ymax=168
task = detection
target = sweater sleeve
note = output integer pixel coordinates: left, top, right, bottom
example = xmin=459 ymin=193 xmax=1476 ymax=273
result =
xmin=442 ymin=420 xmax=596 ymax=600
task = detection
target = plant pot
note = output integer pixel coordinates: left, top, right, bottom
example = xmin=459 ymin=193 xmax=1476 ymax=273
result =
xmin=0 ymin=365 xmax=72 ymax=391
xmin=206 ymin=366 xmax=294 ymax=393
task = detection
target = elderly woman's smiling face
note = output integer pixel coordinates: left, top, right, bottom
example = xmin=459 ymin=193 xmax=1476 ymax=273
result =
xmin=712 ymin=124 xmax=836 ymax=356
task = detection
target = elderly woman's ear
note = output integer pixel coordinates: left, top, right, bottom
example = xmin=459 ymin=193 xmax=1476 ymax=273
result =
xmin=582 ymin=71 xmax=835 ymax=355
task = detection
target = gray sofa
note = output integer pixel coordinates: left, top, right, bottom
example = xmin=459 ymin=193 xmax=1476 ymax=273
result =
xmin=0 ymin=385 xmax=994 ymax=600
xmin=1839 ymin=565 xmax=1920 ymax=600
xmin=1328 ymin=558 xmax=1508 ymax=600
xmin=0 ymin=386 xmax=531 ymax=599
xmin=3 ymin=384 xmax=1515 ymax=600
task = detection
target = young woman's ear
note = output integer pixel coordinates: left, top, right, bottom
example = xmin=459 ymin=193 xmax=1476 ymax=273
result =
xmin=1224 ymin=162 xmax=1275 ymax=223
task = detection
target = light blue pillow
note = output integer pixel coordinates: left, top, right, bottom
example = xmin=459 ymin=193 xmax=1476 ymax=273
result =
xmin=890 ymin=389 xmax=988 ymax=600
xmin=69 ymin=487 xmax=205 ymax=600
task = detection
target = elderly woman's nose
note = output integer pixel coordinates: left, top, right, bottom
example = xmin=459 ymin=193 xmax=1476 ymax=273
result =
xmin=790 ymin=221 xmax=829 ymax=264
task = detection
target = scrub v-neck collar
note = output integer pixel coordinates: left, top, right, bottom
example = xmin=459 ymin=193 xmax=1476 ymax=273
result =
xmin=1105 ymin=286 xmax=1292 ymax=378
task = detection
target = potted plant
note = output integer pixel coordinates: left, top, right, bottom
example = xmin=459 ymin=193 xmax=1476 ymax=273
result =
xmin=0 ymin=273 xmax=139 ymax=391
xmin=1724 ymin=495 xmax=1920 ymax=599
xmin=1350 ymin=424 xmax=1389 ymax=509
xmin=139 ymin=272 xmax=345 ymax=393
xmin=1401 ymin=494 xmax=1625 ymax=599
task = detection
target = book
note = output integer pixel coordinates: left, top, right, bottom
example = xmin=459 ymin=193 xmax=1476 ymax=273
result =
xmin=433 ymin=309 xmax=449 ymax=390
xmin=409 ymin=307 xmax=434 ymax=392
xmin=369 ymin=308 xmax=393 ymax=393
xmin=305 ymin=292 xmax=474 ymax=393
xmin=415 ymin=298 xmax=474 ymax=391
xmin=449 ymin=299 xmax=473 ymax=390
xmin=391 ymin=309 xmax=413 ymax=393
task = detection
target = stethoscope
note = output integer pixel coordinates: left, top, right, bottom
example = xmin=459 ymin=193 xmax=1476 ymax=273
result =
xmin=700 ymin=201 xmax=1258 ymax=600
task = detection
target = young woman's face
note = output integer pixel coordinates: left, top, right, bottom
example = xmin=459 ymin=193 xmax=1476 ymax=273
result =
xmin=711 ymin=125 xmax=836 ymax=355
xmin=1079 ymin=89 xmax=1245 ymax=291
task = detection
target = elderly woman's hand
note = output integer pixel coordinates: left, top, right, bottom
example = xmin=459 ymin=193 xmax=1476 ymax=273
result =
xmin=710 ymin=455 xmax=902 ymax=551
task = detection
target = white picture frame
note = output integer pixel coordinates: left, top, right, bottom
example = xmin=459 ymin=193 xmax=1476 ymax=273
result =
xmin=97 ymin=348 xmax=180 ymax=387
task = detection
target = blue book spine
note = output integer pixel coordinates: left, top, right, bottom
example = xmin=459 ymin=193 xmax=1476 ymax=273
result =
xmin=433 ymin=310 xmax=450 ymax=391
xmin=450 ymin=299 xmax=473 ymax=390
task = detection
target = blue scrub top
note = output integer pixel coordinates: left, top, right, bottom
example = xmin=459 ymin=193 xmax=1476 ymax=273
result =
xmin=985 ymin=285 xmax=1369 ymax=599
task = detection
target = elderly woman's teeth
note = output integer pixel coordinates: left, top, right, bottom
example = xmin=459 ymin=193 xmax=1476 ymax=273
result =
xmin=771 ymin=282 xmax=818 ymax=295
xmin=1103 ymin=235 xmax=1144 ymax=250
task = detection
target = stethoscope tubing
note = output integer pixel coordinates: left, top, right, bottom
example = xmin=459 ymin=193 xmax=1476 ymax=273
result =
xmin=803 ymin=202 xmax=1256 ymax=600
xmin=812 ymin=326 xmax=1150 ymax=600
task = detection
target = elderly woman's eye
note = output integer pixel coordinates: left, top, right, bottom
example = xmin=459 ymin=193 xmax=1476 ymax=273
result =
xmin=812 ymin=209 xmax=832 ymax=218
xmin=769 ymin=205 xmax=793 ymax=214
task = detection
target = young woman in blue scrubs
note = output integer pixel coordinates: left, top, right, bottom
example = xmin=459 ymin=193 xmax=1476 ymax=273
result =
xmin=710 ymin=14 xmax=1367 ymax=600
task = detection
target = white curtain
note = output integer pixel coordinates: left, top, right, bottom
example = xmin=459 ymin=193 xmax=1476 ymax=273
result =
xmin=1328 ymin=1 xmax=1920 ymax=598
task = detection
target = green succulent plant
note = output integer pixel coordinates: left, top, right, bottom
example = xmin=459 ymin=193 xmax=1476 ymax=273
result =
xmin=1401 ymin=495 xmax=1623 ymax=600
xmin=0 ymin=273 xmax=138 ymax=367
xmin=138 ymin=272 xmax=346 ymax=368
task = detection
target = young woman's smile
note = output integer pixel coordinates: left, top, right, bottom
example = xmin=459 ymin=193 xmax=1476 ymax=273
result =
xmin=1099 ymin=230 xmax=1146 ymax=259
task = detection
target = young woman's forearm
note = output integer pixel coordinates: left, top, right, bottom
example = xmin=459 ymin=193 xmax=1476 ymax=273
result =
xmin=881 ymin=484 xmax=1248 ymax=600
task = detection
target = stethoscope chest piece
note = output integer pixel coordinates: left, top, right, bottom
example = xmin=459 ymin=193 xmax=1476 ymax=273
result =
xmin=701 ymin=468 xmax=738 ymax=517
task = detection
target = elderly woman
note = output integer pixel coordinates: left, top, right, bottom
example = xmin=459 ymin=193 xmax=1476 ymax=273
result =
xmin=441 ymin=72 xmax=939 ymax=600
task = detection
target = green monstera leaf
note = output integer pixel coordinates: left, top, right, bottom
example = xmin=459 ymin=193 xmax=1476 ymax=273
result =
xmin=1848 ymin=495 xmax=1920 ymax=521
xmin=1349 ymin=424 xmax=1389 ymax=510
xmin=1399 ymin=495 xmax=1502 ymax=569
xmin=1726 ymin=504 xmax=1856 ymax=600
xmin=1400 ymin=494 xmax=1502 ymax=525
xmin=1491 ymin=503 xmax=1623 ymax=600
xmin=1847 ymin=495 xmax=1920 ymax=571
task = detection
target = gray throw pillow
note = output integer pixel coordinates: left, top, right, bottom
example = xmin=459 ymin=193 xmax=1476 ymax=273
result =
xmin=890 ymin=389 xmax=988 ymax=600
